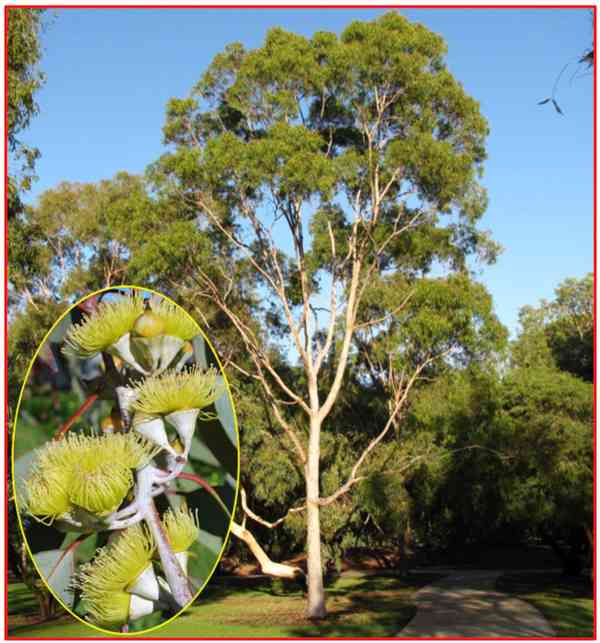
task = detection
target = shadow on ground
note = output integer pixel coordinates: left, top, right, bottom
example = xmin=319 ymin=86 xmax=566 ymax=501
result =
xmin=172 ymin=571 xmax=445 ymax=638
xmin=496 ymin=572 xmax=593 ymax=638
xmin=7 ymin=572 xmax=442 ymax=638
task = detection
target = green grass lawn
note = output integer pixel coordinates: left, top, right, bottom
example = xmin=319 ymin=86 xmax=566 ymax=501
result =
xmin=7 ymin=583 xmax=40 ymax=621
xmin=8 ymin=571 xmax=443 ymax=638
xmin=496 ymin=572 xmax=594 ymax=638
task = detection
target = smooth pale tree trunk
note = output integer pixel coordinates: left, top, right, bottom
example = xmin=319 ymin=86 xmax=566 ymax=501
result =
xmin=306 ymin=417 xmax=326 ymax=619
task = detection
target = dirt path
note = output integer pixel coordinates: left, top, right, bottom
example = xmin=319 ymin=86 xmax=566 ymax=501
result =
xmin=398 ymin=570 xmax=555 ymax=638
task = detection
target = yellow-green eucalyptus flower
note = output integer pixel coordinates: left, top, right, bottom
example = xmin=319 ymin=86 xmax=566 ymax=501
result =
xmin=84 ymin=590 xmax=131 ymax=628
xmin=162 ymin=506 xmax=199 ymax=553
xmin=76 ymin=524 xmax=157 ymax=627
xmin=131 ymin=366 xmax=224 ymax=416
xmin=23 ymin=469 xmax=71 ymax=525
xmin=148 ymin=299 xmax=199 ymax=341
xmin=70 ymin=462 xmax=133 ymax=515
xmin=63 ymin=294 xmax=146 ymax=358
xmin=22 ymin=433 xmax=159 ymax=523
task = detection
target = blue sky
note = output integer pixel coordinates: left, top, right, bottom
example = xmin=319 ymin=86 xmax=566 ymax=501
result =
xmin=20 ymin=7 xmax=594 ymax=336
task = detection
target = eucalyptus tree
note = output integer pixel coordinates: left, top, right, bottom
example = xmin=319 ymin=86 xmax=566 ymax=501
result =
xmin=7 ymin=7 xmax=47 ymax=219
xmin=150 ymin=12 xmax=504 ymax=618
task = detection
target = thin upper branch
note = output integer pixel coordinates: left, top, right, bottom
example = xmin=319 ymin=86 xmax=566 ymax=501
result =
xmin=319 ymin=349 xmax=451 ymax=506
xmin=314 ymin=221 xmax=339 ymax=375
xmin=239 ymin=488 xmax=306 ymax=529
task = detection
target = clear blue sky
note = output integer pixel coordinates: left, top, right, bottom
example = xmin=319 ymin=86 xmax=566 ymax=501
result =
xmin=21 ymin=7 xmax=594 ymax=336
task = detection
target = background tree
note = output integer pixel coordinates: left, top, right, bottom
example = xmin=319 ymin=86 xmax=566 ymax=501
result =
xmin=498 ymin=366 xmax=592 ymax=575
xmin=512 ymin=273 xmax=592 ymax=381
xmin=407 ymin=280 xmax=592 ymax=576
xmin=150 ymin=12 xmax=504 ymax=617
xmin=6 ymin=8 xmax=57 ymax=620
xmin=7 ymin=7 xmax=46 ymax=220
xmin=407 ymin=369 xmax=513 ymax=555
xmin=7 ymin=6 xmax=53 ymax=397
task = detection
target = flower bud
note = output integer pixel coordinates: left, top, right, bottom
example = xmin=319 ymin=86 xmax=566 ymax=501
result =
xmin=133 ymin=311 xmax=165 ymax=338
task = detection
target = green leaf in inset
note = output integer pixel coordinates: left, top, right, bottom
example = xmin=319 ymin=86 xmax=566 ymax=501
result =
xmin=34 ymin=548 xmax=76 ymax=607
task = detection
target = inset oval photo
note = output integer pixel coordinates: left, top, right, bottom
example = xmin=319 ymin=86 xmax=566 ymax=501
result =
xmin=12 ymin=286 xmax=239 ymax=635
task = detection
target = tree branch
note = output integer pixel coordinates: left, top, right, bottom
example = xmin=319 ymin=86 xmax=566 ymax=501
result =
xmin=239 ymin=487 xmax=305 ymax=529
xmin=319 ymin=350 xmax=448 ymax=506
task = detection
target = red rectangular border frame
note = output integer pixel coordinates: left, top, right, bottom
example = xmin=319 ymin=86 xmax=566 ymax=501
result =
xmin=3 ymin=3 xmax=597 ymax=640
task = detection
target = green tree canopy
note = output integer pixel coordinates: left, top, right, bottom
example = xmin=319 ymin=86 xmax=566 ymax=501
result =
xmin=512 ymin=273 xmax=592 ymax=381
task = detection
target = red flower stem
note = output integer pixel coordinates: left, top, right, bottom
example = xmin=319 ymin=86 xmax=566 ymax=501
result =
xmin=53 ymin=393 xmax=99 ymax=441
xmin=177 ymin=472 xmax=231 ymax=519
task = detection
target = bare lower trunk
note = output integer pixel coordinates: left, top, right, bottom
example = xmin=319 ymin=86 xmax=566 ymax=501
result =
xmin=306 ymin=418 xmax=326 ymax=619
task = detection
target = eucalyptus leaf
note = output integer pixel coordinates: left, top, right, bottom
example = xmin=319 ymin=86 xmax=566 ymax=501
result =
xmin=34 ymin=548 xmax=76 ymax=607
xmin=189 ymin=434 xmax=220 ymax=466
xmin=129 ymin=335 xmax=156 ymax=372
xmin=214 ymin=378 xmax=236 ymax=445
xmin=198 ymin=528 xmax=222 ymax=555
xmin=195 ymin=417 xmax=238 ymax=478
xmin=129 ymin=609 xmax=163 ymax=632
xmin=192 ymin=335 xmax=208 ymax=370
xmin=73 ymin=533 xmax=99 ymax=564
xmin=13 ymin=450 xmax=37 ymax=502
xmin=186 ymin=538 xmax=220 ymax=587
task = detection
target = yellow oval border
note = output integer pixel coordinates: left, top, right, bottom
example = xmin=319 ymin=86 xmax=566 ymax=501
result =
xmin=11 ymin=284 xmax=240 ymax=637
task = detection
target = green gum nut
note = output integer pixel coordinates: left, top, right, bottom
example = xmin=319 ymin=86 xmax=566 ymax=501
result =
xmin=133 ymin=311 xmax=165 ymax=338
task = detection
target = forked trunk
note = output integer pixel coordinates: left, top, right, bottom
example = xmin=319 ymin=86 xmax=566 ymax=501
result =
xmin=306 ymin=418 xmax=326 ymax=619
